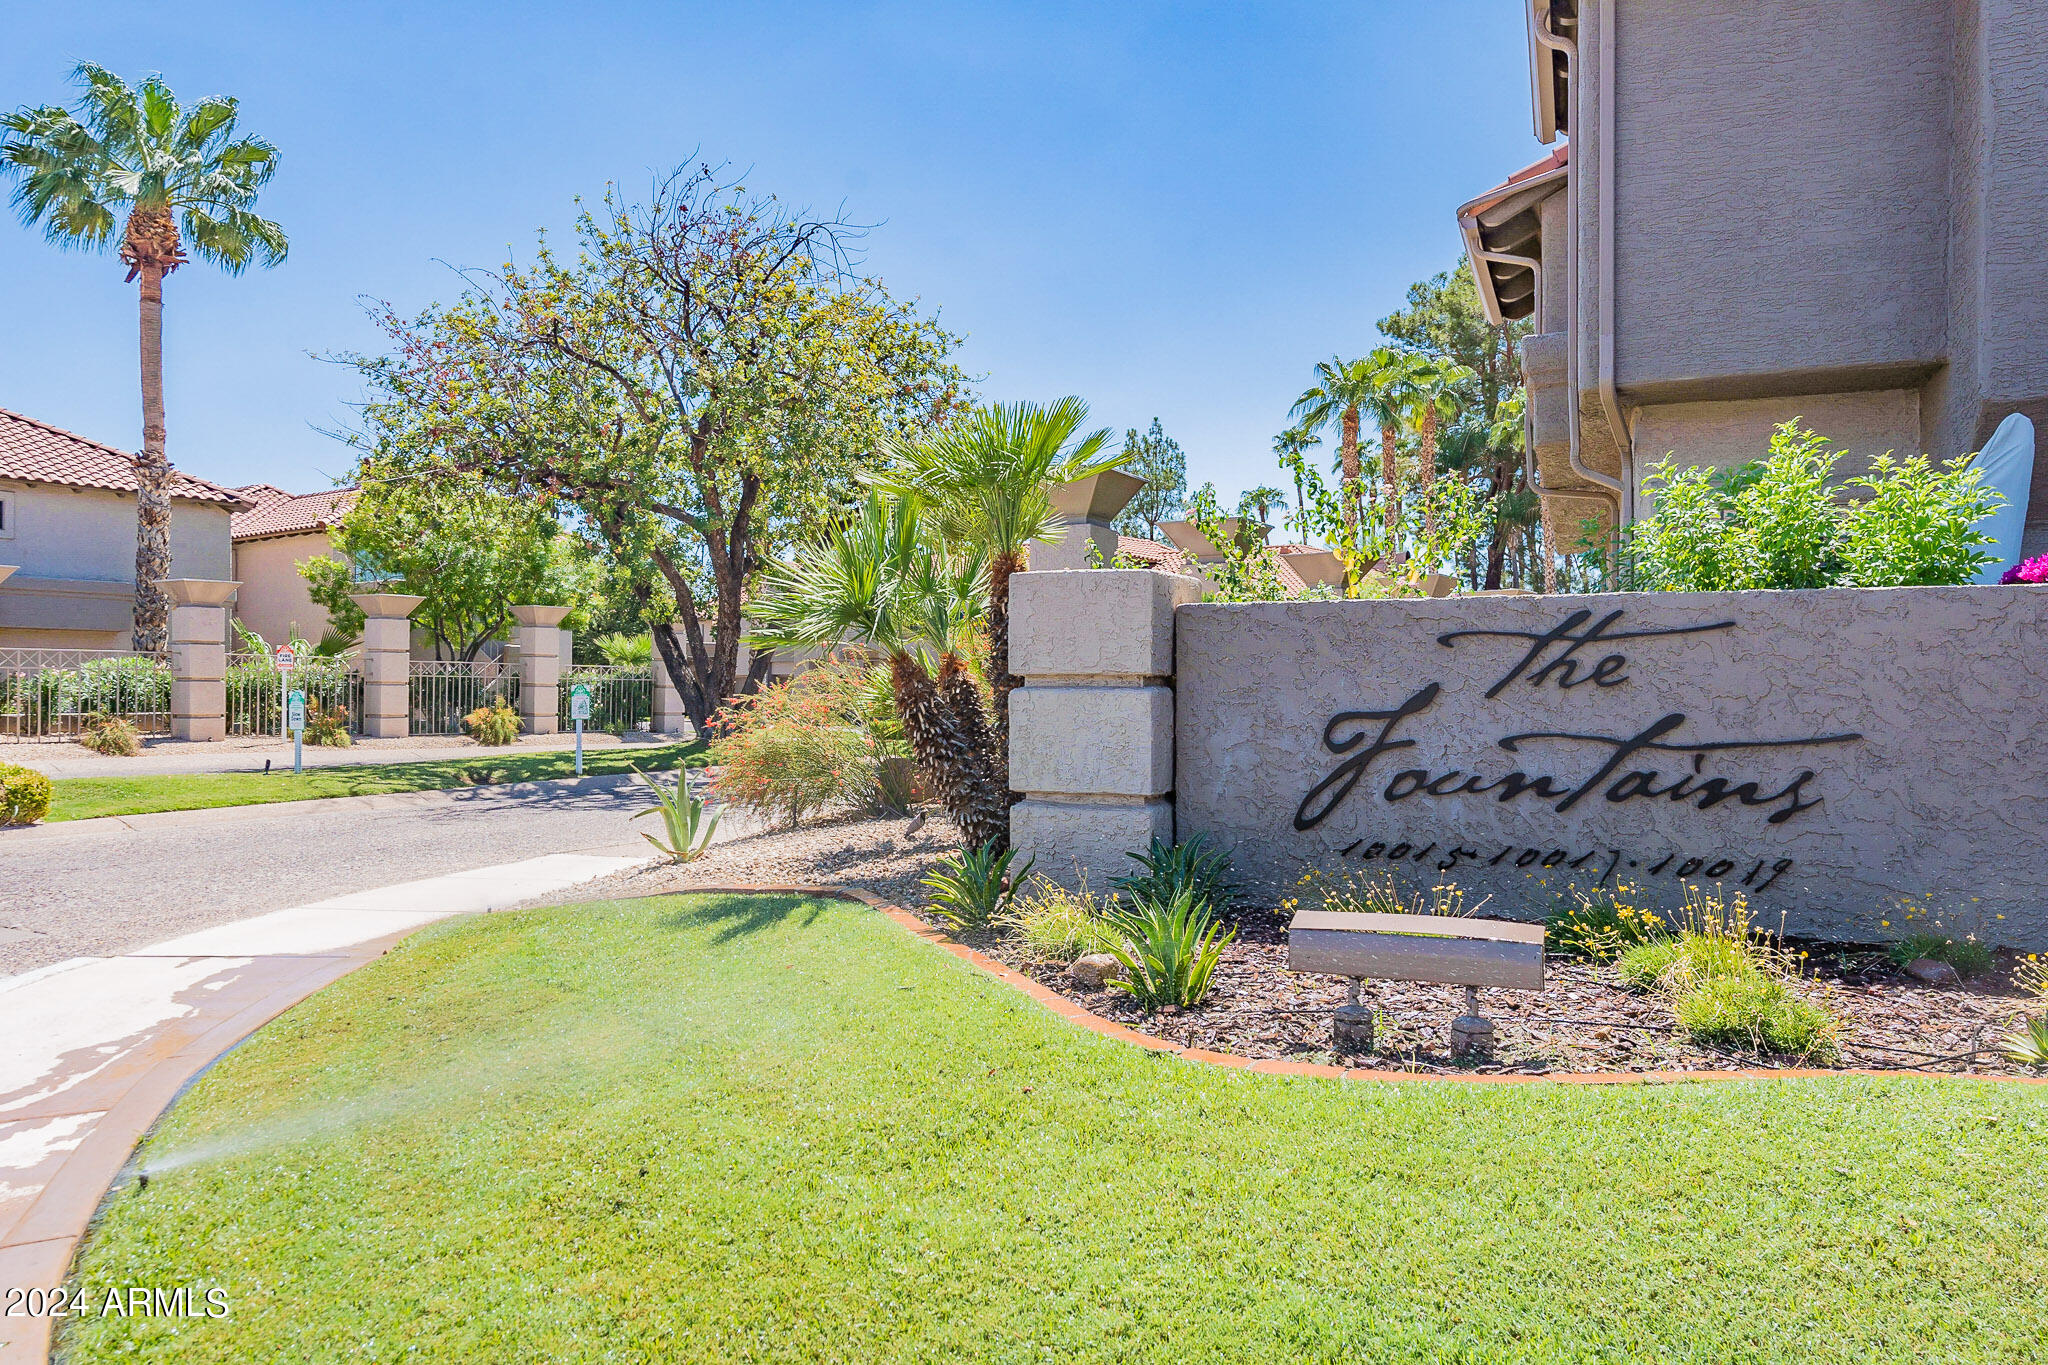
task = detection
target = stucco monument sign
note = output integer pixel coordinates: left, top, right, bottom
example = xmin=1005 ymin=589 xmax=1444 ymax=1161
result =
xmin=1169 ymin=585 xmax=2048 ymax=945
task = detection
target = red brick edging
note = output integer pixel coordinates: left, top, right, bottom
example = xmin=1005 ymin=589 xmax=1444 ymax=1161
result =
xmin=679 ymin=882 xmax=2048 ymax=1088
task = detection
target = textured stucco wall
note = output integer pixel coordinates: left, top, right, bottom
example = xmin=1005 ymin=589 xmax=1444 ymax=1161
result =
xmin=0 ymin=482 xmax=230 ymax=582
xmin=1631 ymin=390 xmax=1922 ymax=500
xmin=1175 ymin=587 xmax=2048 ymax=947
xmin=1603 ymin=0 xmax=1950 ymax=400
xmin=231 ymin=532 xmax=341 ymax=646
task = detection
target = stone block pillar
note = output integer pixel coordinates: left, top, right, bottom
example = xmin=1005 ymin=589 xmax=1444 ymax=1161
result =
xmin=651 ymin=624 xmax=692 ymax=735
xmin=1008 ymin=568 xmax=1201 ymax=885
xmin=511 ymin=605 xmax=572 ymax=736
xmin=161 ymin=578 xmax=237 ymax=742
xmin=352 ymin=593 xmax=424 ymax=738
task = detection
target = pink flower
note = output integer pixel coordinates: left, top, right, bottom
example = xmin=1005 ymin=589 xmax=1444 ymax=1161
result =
xmin=2002 ymin=553 xmax=2048 ymax=585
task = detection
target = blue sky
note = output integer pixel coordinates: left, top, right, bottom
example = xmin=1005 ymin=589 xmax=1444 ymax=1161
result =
xmin=0 ymin=2 xmax=1543 ymax=502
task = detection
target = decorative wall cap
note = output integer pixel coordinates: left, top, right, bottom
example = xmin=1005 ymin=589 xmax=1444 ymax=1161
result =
xmin=1046 ymin=469 xmax=1144 ymax=523
xmin=509 ymin=603 xmax=574 ymax=629
xmin=0 ymin=565 xmax=14 ymax=589
xmin=157 ymin=578 xmax=241 ymax=608
xmin=349 ymin=591 xmax=427 ymax=619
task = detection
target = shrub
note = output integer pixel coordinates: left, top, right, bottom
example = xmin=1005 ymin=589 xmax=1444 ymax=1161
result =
xmin=62 ymin=655 xmax=172 ymax=715
xmin=1624 ymin=420 xmax=2001 ymax=592
xmin=923 ymin=841 xmax=1031 ymax=932
xmin=592 ymin=631 xmax=654 ymax=666
xmin=1615 ymin=938 xmax=1687 ymax=991
xmin=1674 ymin=974 xmax=1838 ymax=1058
xmin=1547 ymin=882 xmax=1666 ymax=961
xmin=462 ymin=701 xmax=522 ymax=746
xmin=77 ymin=712 xmax=141 ymax=756
xmin=1837 ymin=452 xmax=2003 ymax=587
xmin=707 ymin=660 xmax=908 ymax=826
xmin=1100 ymin=889 xmax=1235 ymax=1008
xmin=0 ymin=762 xmax=52 ymax=826
xmin=632 ymin=767 xmax=718 ymax=862
xmin=1112 ymin=834 xmax=1235 ymax=914
xmin=2001 ymin=552 xmax=2048 ymax=585
xmin=1999 ymin=959 xmax=2048 ymax=1066
xmin=1004 ymin=876 xmax=1116 ymax=962
xmin=303 ymin=700 xmax=353 ymax=748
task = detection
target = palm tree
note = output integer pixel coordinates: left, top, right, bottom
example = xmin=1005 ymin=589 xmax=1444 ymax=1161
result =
xmin=749 ymin=493 xmax=1010 ymax=850
xmin=1403 ymin=358 xmax=1474 ymax=537
xmin=870 ymin=397 xmax=1120 ymax=769
xmin=2 ymin=63 xmax=287 ymax=651
xmin=1272 ymin=427 xmax=1321 ymax=538
xmin=1288 ymin=358 xmax=1374 ymax=544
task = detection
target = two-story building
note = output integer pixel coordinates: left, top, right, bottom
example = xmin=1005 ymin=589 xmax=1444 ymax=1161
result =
xmin=0 ymin=407 xmax=249 ymax=649
xmin=1461 ymin=0 xmax=2048 ymax=561
xmin=229 ymin=483 xmax=355 ymax=646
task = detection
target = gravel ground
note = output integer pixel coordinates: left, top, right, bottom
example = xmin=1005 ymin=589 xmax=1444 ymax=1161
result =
xmin=978 ymin=908 xmax=2042 ymax=1078
xmin=516 ymin=808 xmax=962 ymax=913
xmin=551 ymin=811 xmax=2043 ymax=1079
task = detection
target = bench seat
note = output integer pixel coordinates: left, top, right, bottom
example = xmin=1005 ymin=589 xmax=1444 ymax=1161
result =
xmin=1287 ymin=910 xmax=1545 ymax=991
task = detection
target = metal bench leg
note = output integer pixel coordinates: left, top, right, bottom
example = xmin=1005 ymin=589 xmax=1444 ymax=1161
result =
xmin=1333 ymin=977 xmax=1374 ymax=1053
xmin=1449 ymin=985 xmax=1496 ymax=1059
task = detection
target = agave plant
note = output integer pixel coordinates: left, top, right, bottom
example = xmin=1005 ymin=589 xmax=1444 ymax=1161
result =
xmin=1112 ymin=834 xmax=1236 ymax=915
xmin=632 ymin=766 xmax=719 ymax=862
xmin=2003 ymin=1014 xmax=2048 ymax=1068
xmin=922 ymin=840 xmax=1032 ymax=932
xmin=1099 ymin=888 xmax=1235 ymax=1008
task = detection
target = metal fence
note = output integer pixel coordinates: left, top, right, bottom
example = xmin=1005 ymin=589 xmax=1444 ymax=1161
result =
xmin=0 ymin=648 xmax=172 ymax=743
xmin=226 ymin=653 xmax=364 ymax=737
xmin=409 ymin=658 xmax=520 ymax=736
xmin=559 ymin=664 xmax=653 ymax=734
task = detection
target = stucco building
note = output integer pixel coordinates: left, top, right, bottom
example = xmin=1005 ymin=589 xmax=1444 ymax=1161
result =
xmin=229 ymin=484 xmax=355 ymax=646
xmin=0 ymin=407 xmax=249 ymax=649
xmin=1462 ymin=0 xmax=2048 ymax=559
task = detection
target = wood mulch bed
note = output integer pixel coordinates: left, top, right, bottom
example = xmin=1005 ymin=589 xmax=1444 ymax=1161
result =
xmin=965 ymin=905 xmax=2043 ymax=1079
xmin=540 ymin=810 xmax=2044 ymax=1078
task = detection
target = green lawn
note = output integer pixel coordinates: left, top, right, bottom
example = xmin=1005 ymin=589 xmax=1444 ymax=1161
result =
xmin=46 ymin=739 xmax=707 ymax=822
xmin=63 ymin=893 xmax=2048 ymax=1363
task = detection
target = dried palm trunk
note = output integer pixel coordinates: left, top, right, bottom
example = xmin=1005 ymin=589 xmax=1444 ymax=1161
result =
xmin=888 ymin=650 xmax=1009 ymax=852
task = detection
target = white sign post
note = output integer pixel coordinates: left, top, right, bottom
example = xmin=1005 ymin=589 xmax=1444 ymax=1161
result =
xmin=568 ymin=682 xmax=593 ymax=775
xmin=287 ymin=688 xmax=307 ymax=775
xmin=274 ymin=645 xmax=297 ymax=741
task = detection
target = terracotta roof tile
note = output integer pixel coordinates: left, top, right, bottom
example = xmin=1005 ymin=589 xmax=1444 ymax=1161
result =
xmin=0 ymin=407 xmax=251 ymax=507
xmin=231 ymin=486 xmax=356 ymax=540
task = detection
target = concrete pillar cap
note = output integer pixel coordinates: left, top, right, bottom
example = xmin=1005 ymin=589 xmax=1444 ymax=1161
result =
xmin=0 ymin=565 xmax=16 ymax=589
xmin=350 ymin=592 xmax=426 ymax=619
xmin=510 ymin=603 xmax=574 ymax=628
xmin=158 ymin=578 xmax=240 ymax=607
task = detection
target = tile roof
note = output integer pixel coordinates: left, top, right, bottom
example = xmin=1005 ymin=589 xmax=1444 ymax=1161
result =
xmin=230 ymin=485 xmax=357 ymax=540
xmin=1114 ymin=534 xmax=1328 ymax=594
xmin=0 ymin=407 xmax=252 ymax=507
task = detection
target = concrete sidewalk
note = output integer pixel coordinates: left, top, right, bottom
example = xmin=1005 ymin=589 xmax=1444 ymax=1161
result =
xmin=8 ymin=729 xmax=691 ymax=781
xmin=0 ymin=851 xmax=646 ymax=1364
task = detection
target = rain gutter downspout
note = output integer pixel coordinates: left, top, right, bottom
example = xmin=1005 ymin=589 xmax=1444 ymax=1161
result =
xmin=1594 ymin=0 xmax=1636 ymax=524
xmin=1531 ymin=3 xmax=1624 ymax=528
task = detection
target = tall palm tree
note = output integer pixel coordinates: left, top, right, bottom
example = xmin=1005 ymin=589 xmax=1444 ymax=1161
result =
xmin=1403 ymin=358 xmax=1474 ymax=537
xmin=749 ymin=493 xmax=1009 ymax=851
xmin=2 ymin=63 xmax=287 ymax=651
xmin=871 ymin=397 xmax=1120 ymax=769
xmin=1272 ymin=427 xmax=1321 ymax=538
xmin=1288 ymin=357 xmax=1374 ymax=544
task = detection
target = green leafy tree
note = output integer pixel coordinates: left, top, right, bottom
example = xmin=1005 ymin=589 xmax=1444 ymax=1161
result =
xmin=337 ymin=165 xmax=964 ymax=731
xmin=1380 ymin=262 xmax=1535 ymax=589
xmin=2 ymin=63 xmax=287 ymax=651
xmin=299 ymin=475 xmax=591 ymax=661
xmin=871 ymin=397 xmax=1120 ymax=765
xmin=1112 ymin=418 xmax=1187 ymax=539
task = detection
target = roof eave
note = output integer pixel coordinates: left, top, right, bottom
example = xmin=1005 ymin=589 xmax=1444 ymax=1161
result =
xmin=1456 ymin=162 xmax=1568 ymax=328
